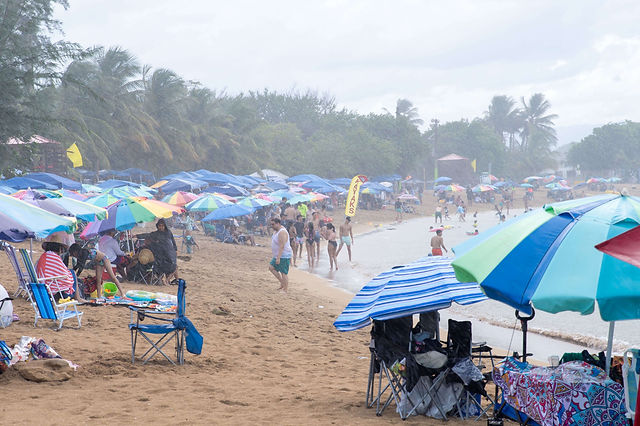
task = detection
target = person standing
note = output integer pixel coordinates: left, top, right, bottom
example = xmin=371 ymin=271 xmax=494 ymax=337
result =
xmin=325 ymin=223 xmax=338 ymax=270
xmin=435 ymin=204 xmax=443 ymax=224
xmin=297 ymin=202 xmax=308 ymax=220
xmin=395 ymin=198 xmax=403 ymax=222
xmin=430 ymin=229 xmax=448 ymax=256
xmin=268 ymin=218 xmax=292 ymax=292
xmin=284 ymin=203 xmax=298 ymax=226
xmin=336 ymin=216 xmax=354 ymax=261
xmin=311 ymin=211 xmax=322 ymax=261
xmin=287 ymin=220 xmax=299 ymax=267
xmin=98 ymin=229 xmax=127 ymax=279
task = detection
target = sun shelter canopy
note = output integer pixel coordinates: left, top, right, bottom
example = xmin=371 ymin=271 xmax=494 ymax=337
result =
xmin=1 ymin=177 xmax=58 ymax=190
xmin=24 ymin=172 xmax=82 ymax=191
xmin=333 ymin=257 xmax=486 ymax=332
xmin=0 ymin=193 xmax=76 ymax=242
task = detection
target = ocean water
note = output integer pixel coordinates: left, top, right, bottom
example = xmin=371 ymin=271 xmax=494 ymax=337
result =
xmin=306 ymin=209 xmax=640 ymax=361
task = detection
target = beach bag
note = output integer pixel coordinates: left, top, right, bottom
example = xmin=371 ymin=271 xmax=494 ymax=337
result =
xmin=81 ymin=276 xmax=98 ymax=296
xmin=0 ymin=284 xmax=13 ymax=328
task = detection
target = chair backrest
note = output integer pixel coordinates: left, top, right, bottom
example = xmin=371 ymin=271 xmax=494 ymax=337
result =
xmin=28 ymin=283 xmax=57 ymax=320
xmin=19 ymin=249 xmax=39 ymax=283
xmin=177 ymin=279 xmax=186 ymax=317
xmin=3 ymin=243 xmax=29 ymax=287
xmin=623 ymin=348 xmax=640 ymax=417
xmin=447 ymin=319 xmax=472 ymax=360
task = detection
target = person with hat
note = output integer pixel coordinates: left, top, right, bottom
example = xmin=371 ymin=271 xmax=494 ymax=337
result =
xmin=35 ymin=233 xmax=76 ymax=300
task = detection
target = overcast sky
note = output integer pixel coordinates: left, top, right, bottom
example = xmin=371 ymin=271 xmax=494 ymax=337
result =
xmin=54 ymin=0 xmax=640 ymax=146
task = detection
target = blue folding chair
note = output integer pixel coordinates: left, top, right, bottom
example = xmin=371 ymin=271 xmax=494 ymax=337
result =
xmin=27 ymin=282 xmax=83 ymax=329
xmin=1 ymin=242 xmax=30 ymax=298
xmin=129 ymin=279 xmax=195 ymax=365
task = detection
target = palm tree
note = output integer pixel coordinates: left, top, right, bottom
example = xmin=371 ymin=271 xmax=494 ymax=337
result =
xmin=394 ymin=98 xmax=423 ymax=126
xmin=485 ymin=95 xmax=522 ymax=151
xmin=520 ymin=93 xmax=558 ymax=152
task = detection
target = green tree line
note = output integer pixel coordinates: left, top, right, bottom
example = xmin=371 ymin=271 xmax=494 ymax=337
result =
xmin=1 ymin=0 xmax=562 ymax=180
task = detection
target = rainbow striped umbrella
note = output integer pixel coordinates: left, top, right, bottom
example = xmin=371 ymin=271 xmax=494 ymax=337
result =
xmin=85 ymin=193 xmax=122 ymax=207
xmin=185 ymin=194 xmax=232 ymax=212
xmin=443 ymin=184 xmax=465 ymax=192
xmin=162 ymin=191 xmax=200 ymax=206
xmin=471 ymin=184 xmax=496 ymax=193
xmin=452 ymin=194 xmax=640 ymax=322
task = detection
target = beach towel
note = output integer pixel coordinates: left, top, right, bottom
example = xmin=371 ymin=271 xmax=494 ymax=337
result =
xmin=172 ymin=317 xmax=203 ymax=355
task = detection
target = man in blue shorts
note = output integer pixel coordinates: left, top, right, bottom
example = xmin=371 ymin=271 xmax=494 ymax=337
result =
xmin=268 ymin=217 xmax=293 ymax=292
xmin=336 ymin=216 xmax=354 ymax=261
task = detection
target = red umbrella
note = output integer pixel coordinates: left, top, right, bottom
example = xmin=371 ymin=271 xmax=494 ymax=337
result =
xmin=595 ymin=226 xmax=640 ymax=268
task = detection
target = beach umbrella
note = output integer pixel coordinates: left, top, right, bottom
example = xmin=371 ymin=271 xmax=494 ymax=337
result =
xmin=0 ymin=185 xmax=14 ymax=195
xmin=19 ymin=192 xmax=107 ymax=222
xmin=255 ymin=194 xmax=276 ymax=202
xmin=286 ymin=194 xmax=312 ymax=205
xmin=85 ymin=193 xmax=122 ymax=207
xmin=434 ymin=176 xmax=452 ymax=184
xmin=522 ymin=176 xmax=542 ymax=183
xmin=452 ymin=194 xmax=640 ymax=365
xmin=185 ymin=194 xmax=232 ymax=212
xmin=471 ymin=184 xmax=496 ymax=193
xmin=1 ymin=176 xmax=58 ymax=190
xmin=587 ymin=177 xmax=603 ymax=184
xmin=237 ymin=197 xmax=272 ymax=209
xmin=81 ymin=183 xmax=103 ymax=194
xmin=80 ymin=197 xmax=180 ymax=238
xmin=542 ymin=175 xmax=556 ymax=183
xmin=488 ymin=174 xmax=499 ymax=182
xmin=443 ymin=184 xmax=465 ymax=192
xmin=162 ymin=191 xmax=200 ymax=206
xmin=609 ymin=177 xmax=622 ymax=183
xmin=201 ymin=204 xmax=254 ymax=221
xmin=269 ymin=190 xmax=298 ymax=201
xmin=0 ymin=193 xmax=76 ymax=242
xmin=150 ymin=180 xmax=169 ymax=189
xmin=307 ymin=192 xmax=329 ymax=201
xmin=333 ymin=257 xmax=487 ymax=332
xmin=519 ymin=183 xmax=534 ymax=188
xmin=52 ymin=189 xmax=87 ymax=201
xmin=397 ymin=193 xmax=419 ymax=201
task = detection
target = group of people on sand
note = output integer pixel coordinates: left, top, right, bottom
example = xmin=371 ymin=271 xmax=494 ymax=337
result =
xmin=268 ymin=215 xmax=354 ymax=292
xmin=35 ymin=218 xmax=179 ymax=301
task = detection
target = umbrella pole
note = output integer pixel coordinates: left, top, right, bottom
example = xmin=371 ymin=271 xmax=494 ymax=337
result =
xmin=516 ymin=308 xmax=535 ymax=363
xmin=606 ymin=321 xmax=615 ymax=376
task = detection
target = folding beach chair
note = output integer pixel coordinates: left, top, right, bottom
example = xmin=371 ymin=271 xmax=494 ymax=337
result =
xmin=129 ymin=279 xmax=188 ymax=365
xmin=27 ymin=282 xmax=83 ymax=329
xmin=20 ymin=248 xmax=74 ymax=299
xmin=1 ymin=242 xmax=30 ymax=298
xmin=623 ymin=348 xmax=640 ymax=421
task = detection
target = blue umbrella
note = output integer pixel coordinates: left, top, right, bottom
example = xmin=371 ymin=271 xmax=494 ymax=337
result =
xmin=1 ymin=177 xmax=58 ymax=190
xmin=333 ymin=257 xmax=486 ymax=332
xmin=203 ymin=184 xmax=249 ymax=197
xmin=434 ymin=176 xmax=452 ymax=184
xmin=202 ymin=204 xmax=255 ymax=221
xmin=24 ymin=172 xmax=82 ymax=190
xmin=0 ymin=185 xmax=14 ymax=195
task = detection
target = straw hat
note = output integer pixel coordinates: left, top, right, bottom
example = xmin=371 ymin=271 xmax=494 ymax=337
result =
xmin=138 ymin=248 xmax=154 ymax=265
xmin=42 ymin=232 xmax=71 ymax=249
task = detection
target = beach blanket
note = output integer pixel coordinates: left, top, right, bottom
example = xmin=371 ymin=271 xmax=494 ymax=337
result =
xmin=7 ymin=336 xmax=78 ymax=370
xmin=494 ymin=357 xmax=627 ymax=425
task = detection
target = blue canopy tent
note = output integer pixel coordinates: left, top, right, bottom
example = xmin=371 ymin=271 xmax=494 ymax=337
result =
xmin=329 ymin=178 xmax=352 ymax=187
xmin=196 ymin=171 xmax=250 ymax=187
xmin=434 ymin=176 xmax=452 ymax=184
xmin=25 ymin=172 xmax=82 ymax=190
xmin=333 ymin=257 xmax=486 ymax=332
xmin=1 ymin=177 xmax=58 ymax=190
xmin=203 ymin=184 xmax=249 ymax=197
xmin=202 ymin=204 xmax=255 ymax=221
xmin=361 ymin=182 xmax=393 ymax=193
xmin=160 ymin=178 xmax=208 ymax=193
xmin=371 ymin=174 xmax=402 ymax=182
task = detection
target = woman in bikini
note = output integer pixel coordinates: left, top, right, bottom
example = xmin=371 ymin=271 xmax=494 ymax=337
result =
xmin=69 ymin=243 xmax=124 ymax=298
xmin=305 ymin=221 xmax=316 ymax=269
xmin=325 ymin=223 xmax=338 ymax=270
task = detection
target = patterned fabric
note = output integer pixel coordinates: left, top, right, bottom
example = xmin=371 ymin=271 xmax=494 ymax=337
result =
xmin=35 ymin=251 xmax=75 ymax=294
xmin=494 ymin=357 xmax=627 ymax=425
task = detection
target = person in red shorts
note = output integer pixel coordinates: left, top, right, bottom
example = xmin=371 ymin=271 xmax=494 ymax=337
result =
xmin=430 ymin=229 xmax=448 ymax=256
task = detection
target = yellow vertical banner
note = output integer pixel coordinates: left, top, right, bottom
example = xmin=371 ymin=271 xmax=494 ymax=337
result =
xmin=66 ymin=143 xmax=83 ymax=168
xmin=345 ymin=175 xmax=368 ymax=217
xmin=471 ymin=159 xmax=477 ymax=172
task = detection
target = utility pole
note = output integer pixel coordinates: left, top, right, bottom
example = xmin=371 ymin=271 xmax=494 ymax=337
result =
xmin=431 ymin=118 xmax=439 ymax=179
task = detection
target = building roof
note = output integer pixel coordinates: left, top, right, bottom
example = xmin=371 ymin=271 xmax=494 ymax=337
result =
xmin=437 ymin=153 xmax=468 ymax=161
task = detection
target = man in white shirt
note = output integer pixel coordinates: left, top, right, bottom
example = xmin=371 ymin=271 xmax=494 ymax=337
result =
xmin=98 ymin=229 xmax=127 ymax=278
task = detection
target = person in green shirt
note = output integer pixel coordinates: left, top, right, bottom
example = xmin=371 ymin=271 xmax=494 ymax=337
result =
xmin=297 ymin=202 xmax=308 ymax=219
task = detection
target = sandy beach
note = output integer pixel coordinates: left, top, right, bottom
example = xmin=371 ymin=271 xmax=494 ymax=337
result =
xmin=0 ymin=187 xmax=628 ymax=424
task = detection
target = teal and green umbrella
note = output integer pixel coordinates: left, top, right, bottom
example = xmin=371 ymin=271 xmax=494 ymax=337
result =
xmin=237 ymin=197 xmax=272 ymax=209
xmin=85 ymin=193 xmax=122 ymax=208
xmin=452 ymin=194 xmax=640 ymax=322
xmin=0 ymin=193 xmax=76 ymax=242
xmin=185 ymin=194 xmax=232 ymax=212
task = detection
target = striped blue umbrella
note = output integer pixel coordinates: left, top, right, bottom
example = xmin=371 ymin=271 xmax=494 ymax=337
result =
xmin=333 ymin=257 xmax=486 ymax=332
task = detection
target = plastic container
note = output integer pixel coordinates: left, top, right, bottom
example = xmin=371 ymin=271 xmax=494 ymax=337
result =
xmin=102 ymin=282 xmax=118 ymax=297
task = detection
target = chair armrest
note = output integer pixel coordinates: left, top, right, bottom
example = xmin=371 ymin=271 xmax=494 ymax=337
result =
xmin=58 ymin=300 xmax=79 ymax=307
xmin=37 ymin=274 xmax=69 ymax=282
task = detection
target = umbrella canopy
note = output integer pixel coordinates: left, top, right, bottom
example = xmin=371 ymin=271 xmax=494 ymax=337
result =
xmin=237 ymin=197 xmax=272 ymax=209
xmin=333 ymin=257 xmax=487 ymax=332
xmin=519 ymin=183 xmax=534 ymax=188
xmin=0 ymin=185 xmax=14 ymax=195
xmin=587 ymin=177 xmax=603 ymax=184
xmin=162 ymin=191 xmax=200 ymax=206
xmin=202 ymin=204 xmax=254 ymax=221
xmin=286 ymin=194 xmax=312 ymax=205
xmin=472 ymin=184 xmax=496 ymax=193
xmin=523 ymin=176 xmax=542 ymax=183
xmin=185 ymin=194 xmax=233 ymax=212
xmin=81 ymin=183 xmax=103 ymax=194
xmin=595 ymin=225 xmax=640 ymax=269
xmin=203 ymin=184 xmax=249 ymax=197
xmin=1 ymin=177 xmax=58 ymax=190
xmin=488 ymin=174 xmax=499 ymax=182
xmin=397 ymin=193 xmax=419 ymax=201
xmin=269 ymin=190 xmax=298 ymax=201
xmin=0 ymin=193 xmax=76 ymax=242
xmin=434 ymin=176 xmax=452 ymax=184
xmin=85 ymin=193 xmax=122 ymax=207
xmin=19 ymin=192 xmax=107 ymax=222
xmin=24 ymin=172 xmax=82 ymax=190
xmin=443 ymin=184 xmax=465 ymax=192
xmin=81 ymin=197 xmax=180 ymax=238
xmin=452 ymin=194 xmax=640 ymax=322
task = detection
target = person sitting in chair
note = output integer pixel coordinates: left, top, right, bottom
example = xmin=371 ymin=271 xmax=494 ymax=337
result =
xmin=36 ymin=233 xmax=77 ymax=301
xmin=136 ymin=219 xmax=178 ymax=285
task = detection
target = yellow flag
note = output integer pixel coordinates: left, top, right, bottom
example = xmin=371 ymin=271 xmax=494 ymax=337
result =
xmin=345 ymin=175 xmax=368 ymax=217
xmin=66 ymin=143 xmax=83 ymax=168
xmin=471 ymin=159 xmax=477 ymax=172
